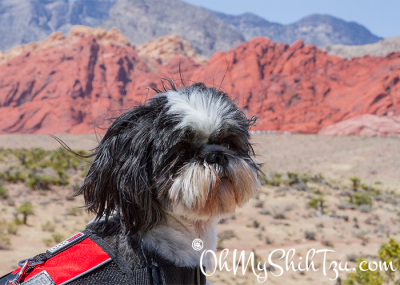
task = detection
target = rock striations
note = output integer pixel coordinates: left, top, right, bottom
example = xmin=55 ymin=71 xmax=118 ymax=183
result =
xmin=0 ymin=27 xmax=399 ymax=136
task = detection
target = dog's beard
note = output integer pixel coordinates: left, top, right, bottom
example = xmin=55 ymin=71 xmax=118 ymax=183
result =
xmin=168 ymin=156 xmax=260 ymax=220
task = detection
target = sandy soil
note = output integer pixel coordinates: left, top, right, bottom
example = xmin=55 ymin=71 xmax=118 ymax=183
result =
xmin=0 ymin=133 xmax=399 ymax=284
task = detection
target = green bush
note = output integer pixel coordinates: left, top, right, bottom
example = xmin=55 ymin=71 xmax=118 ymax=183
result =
xmin=287 ymin=171 xmax=299 ymax=185
xmin=308 ymin=197 xmax=326 ymax=214
xmin=52 ymin=233 xmax=64 ymax=243
xmin=0 ymin=185 xmax=7 ymax=199
xmin=350 ymin=176 xmax=361 ymax=191
xmin=300 ymin=173 xmax=309 ymax=183
xmin=26 ymin=173 xmax=68 ymax=190
xmin=17 ymin=202 xmax=34 ymax=224
xmin=343 ymin=258 xmax=383 ymax=285
xmin=42 ymin=238 xmax=53 ymax=247
xmin=2 ymin=166 xmax=25 ymax=183
xmin=350 ymin=193 xmax=373 ymax=206
xmin=7 ymin=222 xmax=18 ymax=235
xmin=0 ymin=235 xmax=11 ymax=250
xmin=378 ymin=238 xmax=400 ymax=282
xmin=343 ymin=238 xmax=400 ymax=285
xmin=41 ymin=221 xmax=56 ymax=232
xmin=2 ymin=147 xmax=88 ymax=189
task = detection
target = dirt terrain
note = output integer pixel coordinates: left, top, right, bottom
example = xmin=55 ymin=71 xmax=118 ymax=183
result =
xmin=0 ymin=133 xmax=399 ymax=285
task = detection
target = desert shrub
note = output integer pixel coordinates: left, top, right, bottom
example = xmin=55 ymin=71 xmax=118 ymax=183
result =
xmin=272 ymin=207 xmax=286 ymax=219
xmin=42 ymin=221 xmax=56 ymax=232
xmin=17 ymin=202 xmax=34 ymax=224
xmin=52 ymin=233 xmax=64 ymax=243
xmin=254 ymin=200 xmax=264 ymax=208
xmin=287 ymin=172 xmax=299 ymax=185
xmin=253 ymin=220 xmax=260 ymax=228
xmin=378 ymin=238 xmax=400 ymax=282
xmin=0 ymin=235 xmax=11 ymax=250
xmin=42 ymin=238 xmax=53 ymax=247
xmin=3 ymin=166 xmax=25 ymax=183
xmin=343 ymin=258 xmax=383 ymax=285
xmin=353 ymin=229 xmax=370 ymax=245
xmin=300 ymin=173 xmax=309 ymax=183
xmin=265 ymin=236 xmax=274 ymax=245
xmin=344 ymin=238 xmax=400 ymax=284
xmin=308 ymin=197 xmax=325 ymax=211
xmin=359 ymin=204 xmax=372 ymax=213
xmin=218 ymin=230 xmax=236 ymax=240
xmin=310 ymin=173 xmax=324 ymax=183
xmin=7 ymin=222 xmax=18 ymax=235
xmin=259 ymin=209 xmax=271 ymax=215
xmin=305 ymin=231 xmax=316 ymax=240
xmin=350 ymin=176 xmax=361 ymax=191
xmin=49 ymin=148 xmax=87 ymax=173
xmin=350 ymin=193 xmax=373 ymax=206
xmin=322 ymin=240 xmax=334 ymax=247
xmin=6 ymin=148 xmax=89 ymax=189
xmin=15 ymin=148 xmax=48 ymax=169
xmin=66 ymin=207 xmax=82 ymax=216
xmin=313 ymin=188 xmax=323 ymax=195
xmin=265 ymin=178 xmax=281 ymax=186
xmin=0 ymin=185 xmax=7 ymax=199
xmin=346 ymin=253 xmax=358 ymax=262
xmin=26 ymin=173 xmax=68 ymax=190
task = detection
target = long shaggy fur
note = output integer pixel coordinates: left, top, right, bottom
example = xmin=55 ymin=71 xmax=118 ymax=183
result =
xmin=71 ymin=81 xmax=262 ymax=275
xmin=76 ymin=82 xmax=261 ymax=234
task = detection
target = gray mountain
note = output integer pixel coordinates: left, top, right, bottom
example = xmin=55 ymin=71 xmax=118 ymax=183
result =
xmin=0 ymin=0 xmax=382 ymax=57
xmin=99 ymin=0 xmax=244 ymax=57
xmin=322 ymin=36 xmax=400 ymax=59
xmin=0 ymin=0 xmax=115 ymax=49
xmin=212 ymin=12 xmax=382 ymax=46
xmin=0 ymin=0 xmax=243 ymax=57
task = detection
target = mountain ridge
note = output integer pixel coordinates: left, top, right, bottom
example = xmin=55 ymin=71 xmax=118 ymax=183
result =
xmin=0 ymin=0 xmax=383 ymax=57
xmin=211 ymin=11 xmax=382 ymax=46
xmin=0 ymin=27 xmax=399 ymax=136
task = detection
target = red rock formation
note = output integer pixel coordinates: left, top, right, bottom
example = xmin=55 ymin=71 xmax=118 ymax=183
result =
xmin=319 ymin=114 xmax=400 ymax=137
xmin=137 ymin=34 xmax=207 ymax=66
xmin=191 ymin=38 xmax=400 ymax=133
xmin=0 ymin=27 xmax=200 ymax=133
xmin=0 ymin=28 xmax=399 ymax=135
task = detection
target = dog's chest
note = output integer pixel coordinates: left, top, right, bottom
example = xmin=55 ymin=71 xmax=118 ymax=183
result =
xmin=142 ymin=221 xmax=217 ymax=270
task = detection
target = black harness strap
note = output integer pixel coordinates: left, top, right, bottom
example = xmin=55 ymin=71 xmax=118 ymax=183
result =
xmin=1 ymin=229 xmax=207 ymax=285
xmin=129 ymin=266 xmax=206 ymax=285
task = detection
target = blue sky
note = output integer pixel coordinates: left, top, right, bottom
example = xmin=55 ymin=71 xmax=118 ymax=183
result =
xmin=183 ymin=0 xmax=400 ymax=38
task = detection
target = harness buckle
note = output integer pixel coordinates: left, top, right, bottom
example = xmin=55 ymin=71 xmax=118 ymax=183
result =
xmin=6 ymin=258 xmax=45 ymax=285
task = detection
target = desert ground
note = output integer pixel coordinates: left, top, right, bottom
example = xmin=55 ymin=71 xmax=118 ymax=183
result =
xmin=0 ymin=133 xmax=399 ymax=285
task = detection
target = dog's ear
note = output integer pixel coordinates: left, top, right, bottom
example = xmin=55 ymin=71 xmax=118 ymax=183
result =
xmin=77 ymin=105 xmax=164 ymax=234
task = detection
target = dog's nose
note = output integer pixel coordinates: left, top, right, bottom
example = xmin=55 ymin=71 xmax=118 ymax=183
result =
xmin=205 ymin=151 xmax=228 ymax=166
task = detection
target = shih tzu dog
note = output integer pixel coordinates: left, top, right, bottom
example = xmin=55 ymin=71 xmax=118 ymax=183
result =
xmin=1 ymin=81 xmax=261 ymax=285
xmin=81 ymin=82 xmax=262 ymax=282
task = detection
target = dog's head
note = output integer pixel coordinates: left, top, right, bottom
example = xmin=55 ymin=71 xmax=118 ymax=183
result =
xmin=79 ymin=82 xmax=261 ymax=233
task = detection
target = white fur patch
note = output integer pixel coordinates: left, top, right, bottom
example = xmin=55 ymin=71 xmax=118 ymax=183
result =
xmin=165 ymin=90 xmax=235 ymax=139
xmin=142 ymin=216 xmax=218 ymax=271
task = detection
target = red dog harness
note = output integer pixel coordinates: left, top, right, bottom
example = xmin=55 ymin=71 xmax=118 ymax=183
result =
xmin=0 ymin=230 xmax=206 ymax=285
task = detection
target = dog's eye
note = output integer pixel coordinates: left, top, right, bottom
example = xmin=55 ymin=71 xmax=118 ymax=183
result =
xmin=180 ymin=151 xmax=193 ymax=161
xmin=221 ymin=142 xmax=231 ymax=150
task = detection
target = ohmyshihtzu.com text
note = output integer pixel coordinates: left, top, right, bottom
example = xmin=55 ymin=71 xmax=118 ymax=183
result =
xmin=199 ymin=248 xmax=395 ymax=282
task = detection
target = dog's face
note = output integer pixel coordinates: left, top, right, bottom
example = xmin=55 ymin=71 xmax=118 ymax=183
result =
xmin=79 ymin=82 xmax=261 ymax=233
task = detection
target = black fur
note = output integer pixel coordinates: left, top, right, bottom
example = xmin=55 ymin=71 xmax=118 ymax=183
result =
xmin=75 ymin=82 xmax=261 ymax=234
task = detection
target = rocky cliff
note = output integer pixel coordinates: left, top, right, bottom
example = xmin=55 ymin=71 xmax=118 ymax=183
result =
xmin=0 ymin=28 xmax=399 ymax=135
